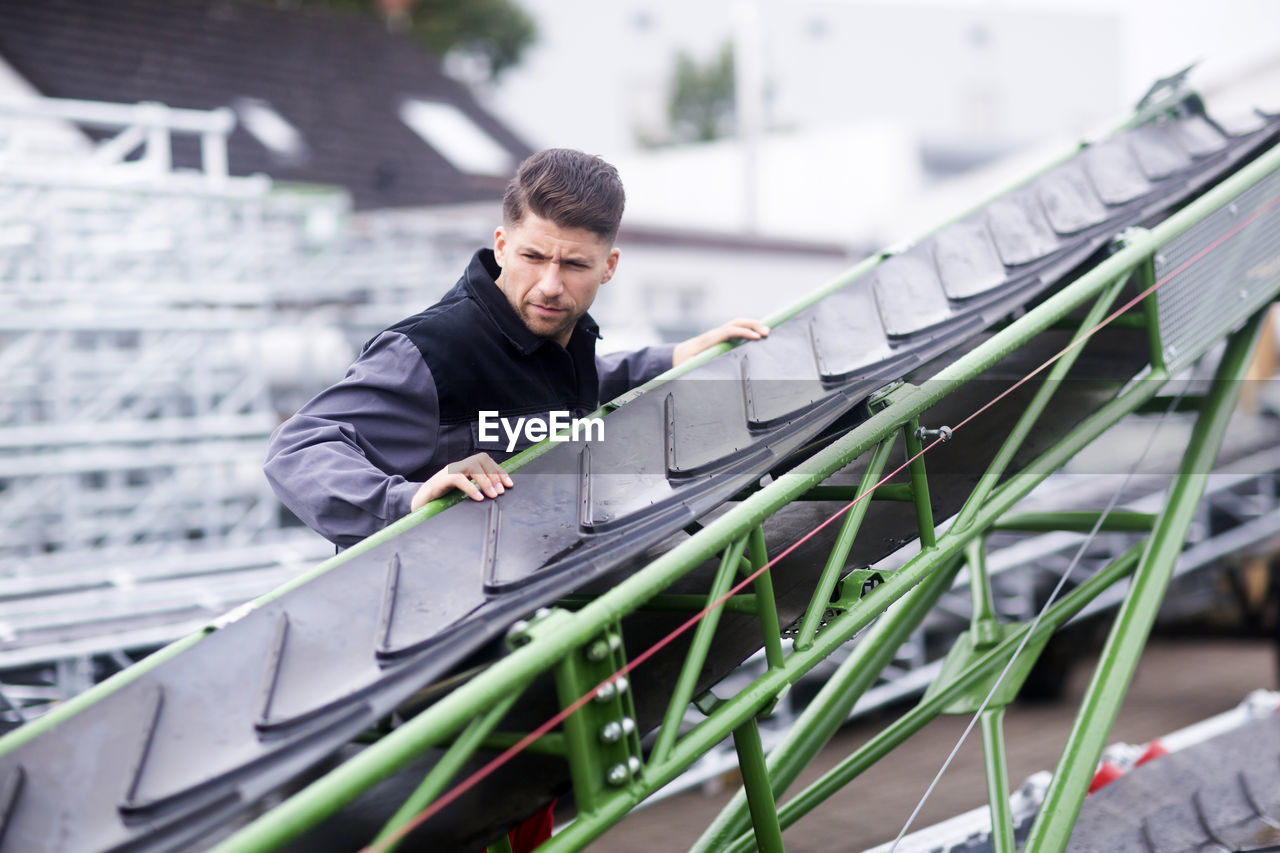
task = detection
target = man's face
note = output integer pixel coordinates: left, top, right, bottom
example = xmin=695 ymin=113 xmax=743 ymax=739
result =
xmin=493 ymin=213 xmax=619 ymax=347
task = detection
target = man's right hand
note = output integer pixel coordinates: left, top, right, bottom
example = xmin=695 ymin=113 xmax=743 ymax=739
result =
xmin=411 ymin=452 xmax=514 ymax=511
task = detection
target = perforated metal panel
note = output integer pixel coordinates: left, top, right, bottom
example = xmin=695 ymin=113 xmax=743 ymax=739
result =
xmin=1155 ymin=168 xmax=1280 ymax=373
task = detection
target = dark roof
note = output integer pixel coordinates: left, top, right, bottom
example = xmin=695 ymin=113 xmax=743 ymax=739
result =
xmin=0 ymin=0 xmax=533 ymax=209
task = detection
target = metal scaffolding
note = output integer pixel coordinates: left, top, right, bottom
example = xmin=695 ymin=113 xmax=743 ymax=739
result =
xmin=0 ymin=96 xmax=481 ymax=715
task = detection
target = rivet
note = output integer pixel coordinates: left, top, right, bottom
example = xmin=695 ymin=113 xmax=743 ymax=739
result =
xmin=600 ymin=721 xmax=623 ymax=743
xmin=595 ymin=681 xmax=617 ymax=703
xmin=606 ymin=764 xmax=629 ymax=786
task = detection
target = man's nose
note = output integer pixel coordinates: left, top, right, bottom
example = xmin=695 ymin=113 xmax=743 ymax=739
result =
xmin=536 ymin=264 xmax=564 ymax=296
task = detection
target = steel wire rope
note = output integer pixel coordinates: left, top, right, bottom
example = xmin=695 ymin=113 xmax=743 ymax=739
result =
xmin=885 ymin=384 xmax=1188 ymax=853
xmin=360 ymin=191 xmax=1280 ymax=853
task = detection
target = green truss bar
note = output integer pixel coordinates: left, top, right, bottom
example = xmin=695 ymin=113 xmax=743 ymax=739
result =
xmin=692 ymin=556 xmax=964 ymax=852
xmin=794 ymin=437 xmax=895 ymax=650
xmin=903 ymin=418 xmax=938 ymax=549
xmin=966 ymin=537 xmax=1001 ymax=648
xmin=746 ymin=525 xmax=786 ymax=673
xmin=981 ymin=708 xmax=1015 ymax=853
xmin=733 ymin=716 xmax=786 ymax=853
xmin=650 ymin=537 xmax=748 ymax=767
xmin=371 ymin=683 xmax=527 ymax=852
xmin=1022 ymin=308 xmax=1268 ymax=851
xmin=953 ymin=272 xmax=1129 ymax=535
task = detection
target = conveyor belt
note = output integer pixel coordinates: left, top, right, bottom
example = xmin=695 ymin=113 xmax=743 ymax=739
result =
xmin=1070 ymin=713 xmax=1280 ymax=852
xmin=0 ymin=104 xmax=1277 ymax=852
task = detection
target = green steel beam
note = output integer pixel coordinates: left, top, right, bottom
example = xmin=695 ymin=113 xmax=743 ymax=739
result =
xmin=733 ymin=716 xmax=786 ymax=853
xmin=650 ymin=538 xmax=748 ymax=766
xmin=966 ymin=538 xmax=1000 ymax=648
xmin=952 ymin=272 xmax=1129 ymax=535
xmin=692 ymin=556 xmax=964 ymax=852
xmin=794 ymin=437 xmax=895 ymax=650
xmin=746 ymin=525 xmax=786 ymax=673
xmin=981 ymin=709 xmax=1015 ymax=853
xmin=1021 ymin=308 xmax=1268 ymax=851
xmin=371 ymin=684 xmax=527 ymax=852
xmin=903 ymin=418 xmax=939 ymax=549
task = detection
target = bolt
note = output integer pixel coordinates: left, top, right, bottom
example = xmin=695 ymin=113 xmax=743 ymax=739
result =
xmin=506 ymin=620 xmax=530 ymax=647
xmin=628 ymin=756 xmax=643 ymax=775
xmin=586 ymin=640 xmax=611 ymax=662
xmin=915 ymin=425 xmax=953 ymax=443
xmin=621 ymin=717 xmax=636 ymax=736
xmin=600 ymin=721 xmax=623 ymax=743
xmin=616 ymin=676 xmax=629 ymax=695
xmin=595 ymin=681 xmax=617 ymax=703
xmin=606 ymin=764 xmax=629 ymax=786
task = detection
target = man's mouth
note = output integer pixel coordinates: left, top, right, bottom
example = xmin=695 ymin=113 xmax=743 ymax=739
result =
xmin=530 ymin=303 xmax=564 ymax=317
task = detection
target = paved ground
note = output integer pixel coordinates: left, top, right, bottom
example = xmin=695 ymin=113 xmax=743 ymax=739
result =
xmin=595 ymin=637 xmax=1277 ymax=852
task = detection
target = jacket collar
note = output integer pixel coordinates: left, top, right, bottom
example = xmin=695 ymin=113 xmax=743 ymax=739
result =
xmin=464 ymin=249 xmax=601 ymax=355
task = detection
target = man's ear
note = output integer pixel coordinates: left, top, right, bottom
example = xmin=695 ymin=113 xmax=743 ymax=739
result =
xmin=493 ymin=225 xmax=507 ymax=265
xmin=601 ymin=247 xmax=620 ymax=284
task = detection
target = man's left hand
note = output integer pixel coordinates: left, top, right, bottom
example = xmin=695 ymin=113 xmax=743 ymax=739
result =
xmin=673 ymin=318 xmax=770 ymax=367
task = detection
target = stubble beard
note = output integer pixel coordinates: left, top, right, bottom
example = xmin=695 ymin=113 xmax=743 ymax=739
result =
xmin=520 ymin=300 xmax=578 ymax=343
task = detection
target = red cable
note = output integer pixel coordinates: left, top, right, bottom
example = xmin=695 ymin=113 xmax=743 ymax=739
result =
xmin=361 ymin=190 xmax=1280 ymax=853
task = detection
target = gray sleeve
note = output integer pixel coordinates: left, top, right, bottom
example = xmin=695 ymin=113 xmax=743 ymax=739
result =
xmin=596 ymin=344 xmax=676 ymax=403
xmin=263 ymin=331 xmax=436 ymax=548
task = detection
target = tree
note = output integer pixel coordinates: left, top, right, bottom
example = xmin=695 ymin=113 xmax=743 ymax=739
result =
xmin=285 ymin=0 xmax=536 ymax=81
xmin=668 ymin=42 xmax=735 ymax=144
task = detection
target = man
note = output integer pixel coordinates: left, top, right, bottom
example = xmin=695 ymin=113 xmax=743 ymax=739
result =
xmin=265 ymin=148 xmax=767 ymax=549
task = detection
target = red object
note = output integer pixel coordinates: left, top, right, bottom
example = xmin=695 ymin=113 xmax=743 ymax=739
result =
xmin=1135 ymin=739 xmax=1169 ymax=766
xmin=478 ymin=801 xmax=556 ymax=853
xmin=1087 ymin=761 xmax=1125 ymax=794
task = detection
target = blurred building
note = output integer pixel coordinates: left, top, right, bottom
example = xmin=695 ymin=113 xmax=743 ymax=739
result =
xmin=0 ymin=0 xmax=532 ymax=210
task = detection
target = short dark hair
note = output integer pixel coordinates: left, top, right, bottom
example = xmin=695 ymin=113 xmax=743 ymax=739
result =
xmin=502 ymin=149 xmax=625 ymax=243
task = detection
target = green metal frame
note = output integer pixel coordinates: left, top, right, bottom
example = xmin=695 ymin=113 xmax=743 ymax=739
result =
xmin=177 ymin=100 xmax=1280 ymax=852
